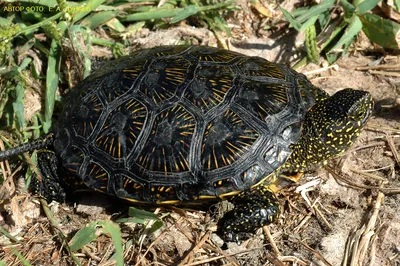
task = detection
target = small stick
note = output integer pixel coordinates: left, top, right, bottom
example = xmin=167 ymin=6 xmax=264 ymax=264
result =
xmin=263 ymin=226 xmax=281 ymax=256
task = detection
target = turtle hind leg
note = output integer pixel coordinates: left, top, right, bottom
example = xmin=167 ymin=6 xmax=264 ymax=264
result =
xmin=30 ymin=150 xmax=67 ymax=203
xmin=221 ymin=185 xmax=280 ymax=242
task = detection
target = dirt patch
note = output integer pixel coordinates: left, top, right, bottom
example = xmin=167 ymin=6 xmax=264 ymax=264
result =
xmin=1 ymin=1 xmax=400 ymax=265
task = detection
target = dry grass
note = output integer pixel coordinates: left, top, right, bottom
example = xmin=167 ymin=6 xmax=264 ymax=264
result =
xmin=1 ymin=0 xmax=400 ymax=265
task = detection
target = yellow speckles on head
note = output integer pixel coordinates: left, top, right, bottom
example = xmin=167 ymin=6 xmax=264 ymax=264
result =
xmin=345 ymin=127 xmax=354 ymax=133
xmin=283 ymin=89 xmax=373 ymax=173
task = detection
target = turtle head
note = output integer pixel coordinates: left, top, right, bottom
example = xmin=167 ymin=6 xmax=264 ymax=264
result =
xmin=319 ymin=88 xmax=373 ymax=151
xmin=282 ymin=88 xmax=373 ymax=172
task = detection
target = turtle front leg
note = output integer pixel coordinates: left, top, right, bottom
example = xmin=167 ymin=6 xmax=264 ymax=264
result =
xmin=30 ymin=150 xmax=67 ymax=203
xmin=222 ymin=185 xmax=280 ymax=242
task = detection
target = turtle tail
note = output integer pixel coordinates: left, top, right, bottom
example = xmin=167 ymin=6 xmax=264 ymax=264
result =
xmin=0 ymin=133 xmax=55 ymax=161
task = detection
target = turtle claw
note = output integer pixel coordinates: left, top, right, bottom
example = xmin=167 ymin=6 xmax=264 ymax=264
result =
xmin=221 ymin=185 xmax=280 ymax=242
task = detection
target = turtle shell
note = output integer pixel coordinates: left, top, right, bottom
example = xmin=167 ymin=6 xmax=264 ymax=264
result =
xmin=53 ymin=46 xmax=324 ymax=204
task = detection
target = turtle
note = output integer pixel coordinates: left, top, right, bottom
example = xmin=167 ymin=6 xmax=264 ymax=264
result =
xmin=0 ymin=45 xmax=374 ymax=242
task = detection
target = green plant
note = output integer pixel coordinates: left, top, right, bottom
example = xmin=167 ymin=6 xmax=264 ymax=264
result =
xmin=281 ymin=0 xmax=400 ymax=64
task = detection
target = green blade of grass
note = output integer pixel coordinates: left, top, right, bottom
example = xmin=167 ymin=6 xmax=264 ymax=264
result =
xmin=101 ymin=221 xmax=124 ymax=266
xmin=0 ymin=225 xmax=19 ymax=243
xmin=299 ymin=15 xmax=319 ymax=32
xmin=43 ymin=21 xmax=67 ymax=133
xmin=320 ymin=20 xmax=348 ymax=51
xmin=122 ymin=8 xmax=185 ymax=21
xmin=170 ymin=5 xmax=199 ymax=23
xmin=121 ymin=1 xmax=232 ymax=22
xmin=69 ymin=221 xmax=103 ymax=252
xmin=128 ymin=207 xmax=160 ymax=220
xmin=340 ymin=0 xmax=356 ymax=14
xmin=355 ymin=0 xmax=381 ymax=14
xmin=69 ymin=220 xmax=124 ymax=265
xmin=327 ymin=15 xmax=362 ymax=52
xmin=280 ymin=7 xmax=302 ymax=31
xmin=44 ymin=39 xmax=60 ymax=133
xmin=116 ymin=207 xmax=164 ymax=235
xmin=106 ymin=17 xmax=126 ymax=33
xmin=12 ymin=81 xmax=26 ymax=132
xmin=8 ymin=246 xmax=32 ymax=266
xmin=71 ymin=0 xmax=107 ymax=22
xmin=296 ymin=0 xmax=336 ymax=23
xmin=80 ymin=10 xmax=119 ymax=29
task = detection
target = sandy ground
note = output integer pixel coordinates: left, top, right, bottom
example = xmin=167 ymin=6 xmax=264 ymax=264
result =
xmin=1 ymin=0 xmax=400 ymax=265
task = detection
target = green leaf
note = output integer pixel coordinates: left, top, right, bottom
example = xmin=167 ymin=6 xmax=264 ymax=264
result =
xmin=395 ymin=0 xmax=400 ymax=11
xmin=290 ymin=6 xmax=312 ymax=17
xmin=360 ymin=13 xmax=400 ymax=49
xmin=280 ymin=7 xmax=302 ymax=31
xmin=68 ymin=220 xmax=123 ymax=264
xmin=328 ymin=16 xmax=362 ymax=52
xmin=326 ymin=35 xmax=352 ymax=64
xmin=320 ymin=20 xmax=348 ymax=51
xmin=117 ymin=207 xmax=163 ymax=236
xmin=18 ymin=57 xmax=32 ymax=71
xmin=147 ymin=219 xmax=164 ymax=235
xmin=340 ymin=0 xmax=356 ymax=13
xmin=296 ymin=0 xmax=336 ymax=23
xmin=299 ymin=15 xmax=319 ymax=32
xmin=101 ymin=221 xmax=124 ymax=266
xmin=128 ymin=207 xmax=160 ymax=221
xmin=356 ymin=0 xmax=381 ymax=14
xmin=69 ymin=221 xmax=101 ymax=252
xmin=318 ymin=10 xmax=331 ymax=29
xmin=171 ymin=5 xmax=199 ymax=24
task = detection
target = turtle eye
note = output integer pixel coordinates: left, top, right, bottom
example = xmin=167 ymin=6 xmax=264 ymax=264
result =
xmin=348 ymin=107 xmax=367 ymax=122
xmin=347 ymin=93 xmax=373 ymax=124
xmin=347 ymin=100 xmax=371 ymax=124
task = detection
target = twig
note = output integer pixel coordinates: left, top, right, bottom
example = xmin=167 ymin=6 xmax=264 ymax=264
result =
xmin=369 ymin=70 xmax=400 ymax=77
xmin=356 ymin=64 xmax=400 ymax=71
xmin=386 ymin=135 xmax=400 ymax=167
xmin=178 ymin=231 xmax=213 ymax=266
xmin=343 ymin=192 xmax=384 ymax=266
xmin=299 ymin=240 xmax=333 ymax=266
xmin=263 ymin=226 xmax=281 ymax=256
